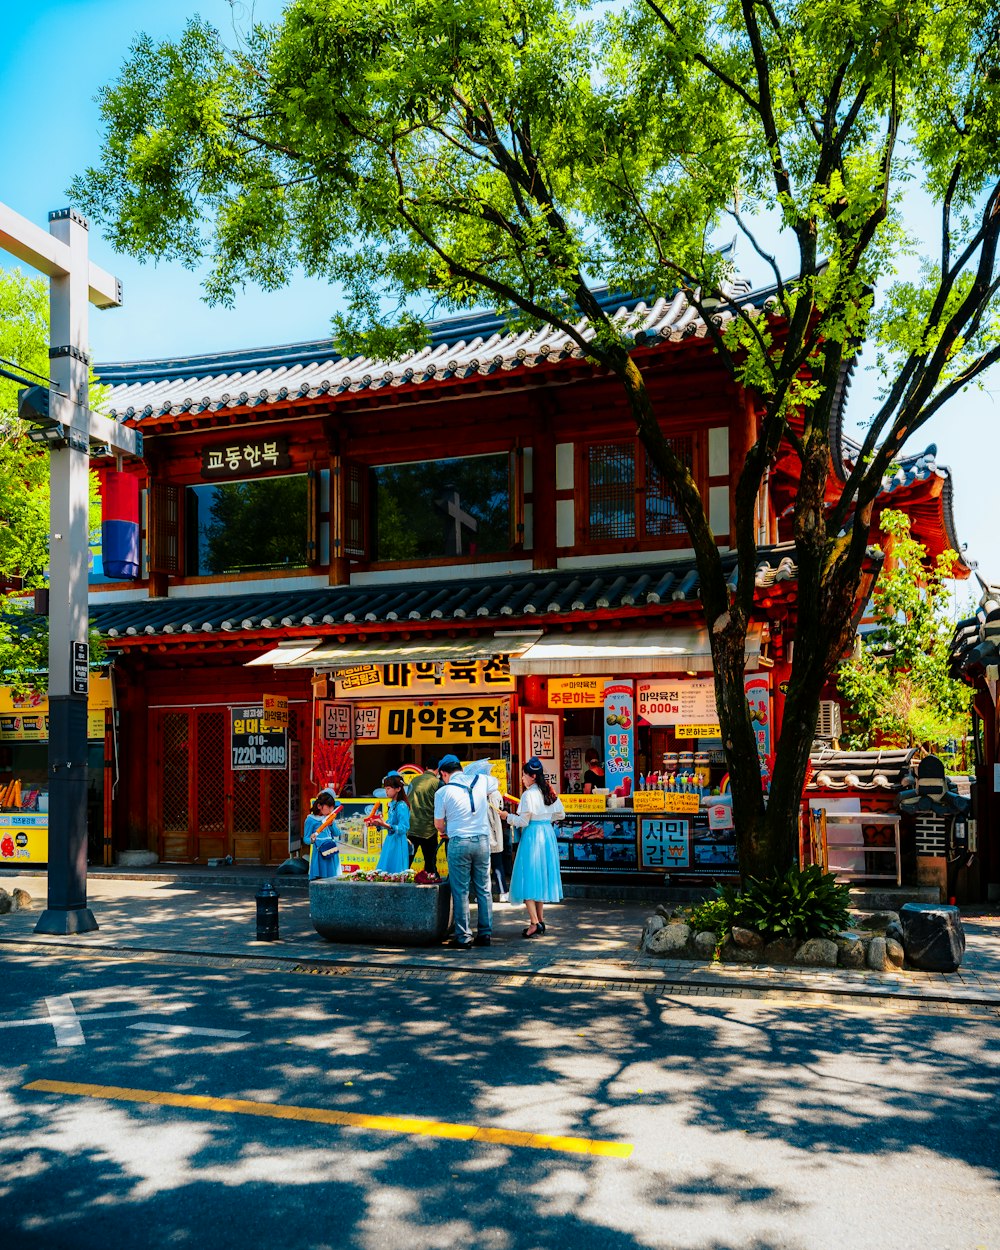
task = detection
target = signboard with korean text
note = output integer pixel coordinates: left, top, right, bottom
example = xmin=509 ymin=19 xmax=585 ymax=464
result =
xmin=313 ymin=700 xmax=354 ymax=795
xmin=603 ymin=681 xmax=635 ymax=794
xmin=744 ymin=672 xmax=772 ymax=759
xmin=333 ymin=658 xmax=513 ymax=698
xmin=353 ymin=699 xmax=505 ymax=746
xmin=230 ymin=705 xmax=288 ymax=771
xmin=559 ymin=793 xmax=607 ymax=814
xmin=707 ymin=801 xmax=735 ymax=830
xmin=633 ymin=789 xmax=665 ymax=812
xmin=641 ymin=818 xmax=692 ymax=871
xmin=547 ymin=677 xmax=606 ymax=709
xmin=663 ymin=792 xmax=701 ymax=813
xmin=521 ymin=712 xmax=561 ymax=794
xmin=637 ymin=678 xmax=717 ymax=727
xmin=555 ymin=814 xmax=638 ymax=872
xmin=0 ymin=812 xmax=48 ymax=864
xmin=201 ymin=437 xmax=291 ymax=478
xmin=262 ymin=694 xmax=289 ymax=731
xmin=0 ymin=675 xmax=113 ymax=742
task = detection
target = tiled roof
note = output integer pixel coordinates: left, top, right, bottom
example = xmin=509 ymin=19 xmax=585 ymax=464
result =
xmin=93 ymin=279 xmax=763 ymax=423
xmin=807 ymin=747 xmax=917 ymax=791
xmin=950 ymin=582 xmax=1000 ymax=679
xmin=91 ymin=547 xmax=799 ymax=642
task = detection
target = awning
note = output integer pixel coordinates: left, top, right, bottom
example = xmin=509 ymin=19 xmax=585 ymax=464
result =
xmin=248 ymin=630 xmax=542 ymax=673
xmin=508 ymin=624 xmax=762 ymax=675
xmin=245 ymin=640 xmax=322 ymax=668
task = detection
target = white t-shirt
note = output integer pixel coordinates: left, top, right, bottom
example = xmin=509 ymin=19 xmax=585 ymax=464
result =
xmin=506 ymin=784 xmax=566 ymax=828
xmin=433 ymin=770 xmax=499 ymax=840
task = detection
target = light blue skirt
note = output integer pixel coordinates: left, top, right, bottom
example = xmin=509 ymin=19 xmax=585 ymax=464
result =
xmin=509 ymin=820 xmax=563 ymax=903
xmin=377 ymin=829 xmax=410 ymax=873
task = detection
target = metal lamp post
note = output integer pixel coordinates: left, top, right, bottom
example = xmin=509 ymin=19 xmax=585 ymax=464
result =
xmin=0 ymin=202 xmax=140 ymax=935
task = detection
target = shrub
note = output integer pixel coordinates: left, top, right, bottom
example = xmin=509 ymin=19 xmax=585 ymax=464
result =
xmin=687 ymin=883 xmax=740 ymax=937
xmin=731 ymin=866 xmax=851 ymax=943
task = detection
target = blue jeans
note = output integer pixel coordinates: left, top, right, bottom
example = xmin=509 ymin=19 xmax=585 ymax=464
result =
xmin=447 ymin=835 xmax=492 ymax=943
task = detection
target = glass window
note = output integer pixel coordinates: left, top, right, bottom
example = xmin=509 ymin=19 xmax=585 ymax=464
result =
xmin=586 ymin=438 xmax=693 ymax=544
xmin=186 ymin=476 xmax=309 ymax=576
xmin=371 ymin=454 xmax=510 ymax=562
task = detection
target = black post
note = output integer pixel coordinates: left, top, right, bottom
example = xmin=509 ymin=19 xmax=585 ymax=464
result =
xmin=34 ymin=695 xmax=97 ymax=934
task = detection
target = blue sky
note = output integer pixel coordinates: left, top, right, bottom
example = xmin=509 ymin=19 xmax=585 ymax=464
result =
xmin=1 ymin=0 xmax=995 ymax=595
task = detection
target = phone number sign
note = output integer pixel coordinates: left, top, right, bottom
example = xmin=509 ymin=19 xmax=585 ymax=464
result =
xmin=231 ymin=705 xmax=288 ymax=770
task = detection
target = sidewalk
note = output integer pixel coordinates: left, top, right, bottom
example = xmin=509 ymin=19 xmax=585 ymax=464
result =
xmin=2 ymin=869 xmax=1000 ymax=1009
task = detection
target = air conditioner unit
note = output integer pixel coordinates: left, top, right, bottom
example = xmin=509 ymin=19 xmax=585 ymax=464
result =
xmin=816 ymin=700 xmax=842 ymax=741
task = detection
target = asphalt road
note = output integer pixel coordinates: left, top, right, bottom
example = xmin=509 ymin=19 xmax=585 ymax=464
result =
xmin=1 ymin=945 xmax=998 ymax=1250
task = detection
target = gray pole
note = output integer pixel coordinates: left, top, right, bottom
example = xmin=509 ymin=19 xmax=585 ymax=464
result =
xmin=0 ymin=200 xmax=135 ymax=936
xmin=35 ymin=209 xmax=96 ymax=934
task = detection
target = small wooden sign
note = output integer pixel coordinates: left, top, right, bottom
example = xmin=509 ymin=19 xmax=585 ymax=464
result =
xmin=632 ymin=790 xmax=665 ymax=812
xmin=663 ymin=792 xmax=701 ymax=813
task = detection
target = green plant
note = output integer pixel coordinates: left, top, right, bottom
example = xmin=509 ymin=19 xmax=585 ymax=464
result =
xmin=731 ymin=866 xmax=851 ymax=944
xmin=687 ymin=884 xmax=740 ymax=938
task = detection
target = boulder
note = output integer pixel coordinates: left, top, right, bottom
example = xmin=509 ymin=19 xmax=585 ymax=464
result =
xmin=886 ymin=938 xmax=905 ymax=969
xmin=731 ymin=926 xmax=764 ymax=951
xmin=899 ymin=903 xmax=965 ymax=973
xmin=11 ymin=888 xmax=32 ymax=911
xmin=640 ymin=915 xmax=666 ymax=948
xmin=884 ymin=920 xmax=905 ymax=946
xmin=834 ymin=932 xmax=866 ymax=969
xmin=645 ymin=922 xmax=691 ymax=956
xmin=854 ymin=911 xmax=900 ymax=932
xmin=719 ymin=940 xmax=758 ymax=964
xmin=115 ymin=849 xmax=159 ymax=868
xmin=794 ymin=938 xmax=838 ymax=967
xmin=0 ymin=888 xmax=11 ymax=915
xmin=762 ymin=937 xmax=799 ymax=964
xmin=655 ymin=904 xmax=676 ymax=920
xmin=866 ymin=936 xmax=889 ymax=971
xmin=276 ymin=856 xmax=309 ymax=876
xmin=692 ymin=930 xmax=719 ymax=958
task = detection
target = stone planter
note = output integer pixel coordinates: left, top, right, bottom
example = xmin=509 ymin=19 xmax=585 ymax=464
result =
xmin=310 ymin=879 xmax=453 ymax=946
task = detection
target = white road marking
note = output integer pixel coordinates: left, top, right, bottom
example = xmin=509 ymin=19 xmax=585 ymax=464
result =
xmin=45 ymin=996 xmax=85 ymax=1047
xmin=127 ymin=1022 xmax=249 ymax=1039
xmin=0 ymin=1005 xmax=189 ymax=1038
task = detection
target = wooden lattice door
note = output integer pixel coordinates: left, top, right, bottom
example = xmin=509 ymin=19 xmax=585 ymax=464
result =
xmin=155 ymin=706 xmax=295 ymax=863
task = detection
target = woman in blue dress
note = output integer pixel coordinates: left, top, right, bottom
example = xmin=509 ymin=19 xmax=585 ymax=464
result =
xmin=374 ymin=773 xmax=411 ymax=873
xmin=307 ymin=788 xmax=343 ymax=880
xmin=503 ymin=757 xmax=565 ymax=937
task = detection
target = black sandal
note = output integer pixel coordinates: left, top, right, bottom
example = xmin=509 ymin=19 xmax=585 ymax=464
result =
xmin=537 ymin=921 xmax=547 ymax=934
xmin=522 ymin=924 xmax=539 ymax=938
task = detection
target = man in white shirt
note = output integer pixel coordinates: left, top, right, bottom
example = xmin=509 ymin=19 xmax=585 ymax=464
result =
xmin=433 ymin=754 xmax=497 ymax=948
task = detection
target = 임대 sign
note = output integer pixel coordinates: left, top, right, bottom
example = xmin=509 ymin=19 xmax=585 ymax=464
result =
xmin=231 ymin=705 xmax=288 ymax=770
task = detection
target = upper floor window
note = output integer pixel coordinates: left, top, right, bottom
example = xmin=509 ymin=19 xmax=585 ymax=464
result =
xmin=185 ymin=475 xmax=311 ymax=576
xmin=370 ymin=453 xmax=512 ymax=563
xmin=586 ymin=438 xmax=693 ymax=545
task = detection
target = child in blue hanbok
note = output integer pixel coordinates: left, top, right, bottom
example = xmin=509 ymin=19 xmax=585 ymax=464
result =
xmin=307 ymin=788 xmax=343 ymax=880
xmin=503 ymin=757 xmax=565 ymax=937
xmin=374 ymin=772 xmax=411 ymax=873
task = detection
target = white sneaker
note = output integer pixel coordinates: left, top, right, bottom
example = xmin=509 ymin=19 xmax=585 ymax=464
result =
xmin=499 ymin=892 xmax=510 ymax=902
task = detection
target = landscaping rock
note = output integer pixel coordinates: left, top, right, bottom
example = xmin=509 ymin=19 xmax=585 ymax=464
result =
xmin=866 ymin=936 xmax=889 ymax=971
xmin=794 ymin=938 xmax=838 ymax=967
xmin=692 ymin=931 xmax=719 ymax=958
xmin=899 ymin=903 xmax=965 ymax=973
xmin=854 ymin=911 xmax=900 ymax=932
xmin=762 ymin=938 xmax=798 ymax=964
xmin=0 ymin=888 xmax=11 ymax=915
xmin=719 ymin=940 xmax=758 ymax=964
xmin=884 ymin=920 xmax=905 ymax=946
xmin=655 ymin=904 xmax=675 ymax=921
xmin=886 ymin=938 xmax=905 ymax=969
xmin=834 ymin=932 xmax=866 ymax=968
xmin=11 ymin=888 xmax=32 ymax=910
xmin=731 ymin=926 xmax=764 ymax=951
xmin=116 ymin=849 xmax=159 ymax=868
xmin=645 ymin=922 xmax=691 ymax=956
xmin=640 ymin=915 xmax=666 ymax=947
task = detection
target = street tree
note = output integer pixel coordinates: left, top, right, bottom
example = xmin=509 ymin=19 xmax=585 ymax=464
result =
xmin=70 ymin=0 xmax=1000 ymax=875
xmin=837 ymin=509 xmax=971 ymax=762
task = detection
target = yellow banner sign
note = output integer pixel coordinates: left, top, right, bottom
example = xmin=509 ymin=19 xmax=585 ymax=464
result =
xmin=335 ymin=659 xmax=514 ymax=699
xmin=559 ymin=793 xmax=607 ymax=813
xmin=679 ymin=724 xmax=721 ymax=738
xmin=0 ymin=676 xmax=112 ymax=742
xmin=548 ymin=678 xmax=606 ymax=709
xmin=0 ymin=812 xmax=48 ymax=864
xmin=632 ymin=790 xmax=666 ymax=812
xmin=663 ymin=792 xmax=701 ymax=813
xmin=353 ymin=700 xmax=504 ymax=745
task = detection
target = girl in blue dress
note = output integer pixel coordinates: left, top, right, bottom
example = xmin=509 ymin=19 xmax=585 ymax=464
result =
xmin=374 ymin=772 xmax=411 ymax=873
xmin=307 ymin=788 xmax=343 ymax=880
xmin=503 ymin=757 xmax=565 ymax=937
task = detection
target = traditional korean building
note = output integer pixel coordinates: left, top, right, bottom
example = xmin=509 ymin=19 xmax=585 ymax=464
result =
xmin=0 ymin=283 xmax=971 ymax=886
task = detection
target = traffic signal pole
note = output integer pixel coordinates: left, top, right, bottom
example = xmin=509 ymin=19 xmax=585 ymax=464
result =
xmin=0 ymin=202 xmax=138 ymax=935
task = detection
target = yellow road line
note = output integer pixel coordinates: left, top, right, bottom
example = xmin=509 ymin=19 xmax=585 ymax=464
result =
xmin=23 ymin=1079 xmax=632 ymax=1159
